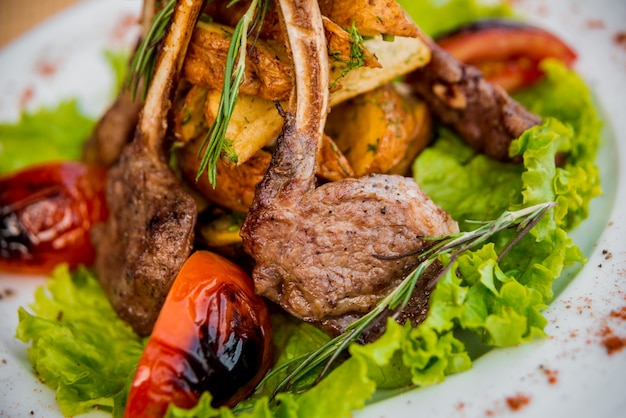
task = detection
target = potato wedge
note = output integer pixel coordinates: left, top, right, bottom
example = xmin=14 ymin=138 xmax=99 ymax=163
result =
xmin=325 ymin=83 xmax=432 ymax=176
xmin=318 ymin=0 xmax=419 ymax=38
xmin=328 ymin=35 xmax=430 ymax=104
xmin=323 ymin=16 xmax=380 ymax=69
xmin=204 ymin=90 xmax=286 ymax=166
xmin=318 ymin=134 xmax=356 ymax=181
xmin=180 ymin=138 xmax=272 ymax=213
xmin=183 ymin=21 xmax=292 ymax=101
xmin=172 ymin=84 xmax=208 ymax=143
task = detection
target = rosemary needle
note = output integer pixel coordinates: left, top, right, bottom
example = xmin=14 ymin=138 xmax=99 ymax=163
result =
xmin=127 ymin=0 xmax=176 ymax=101
xmin=195 ymin=0 xmax=269 ymax=186
xmin=258 ymin=202 xmax=556 ymax=399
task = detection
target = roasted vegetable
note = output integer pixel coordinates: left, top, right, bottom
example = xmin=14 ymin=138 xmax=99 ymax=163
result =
xmin=318 ymin=0 xmax=419 ymax=38
xmin=183 ymin=21 xmax=293 ymax=102
xmin=187 ymin=34 xmax=430 ymax=168
xmin=173 ymin=84 xmax=209 ymax=144
xmin=0 ymin=162 xmax=108 ymax=274
xmin=178 ymin=132 xmax=353 ymax=213
xmin=325 ymin=83 xmax=432 ymax=176
xmin=437 ymin=19 xmax=577 ymax=92
xmin=124 ymin=250 xmax=273 ymax=416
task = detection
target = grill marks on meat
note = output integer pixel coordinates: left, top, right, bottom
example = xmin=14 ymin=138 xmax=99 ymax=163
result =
xmin=92 ymin=0 xmax=203 ymax=336
xmin=92 ymin=146 xmax=196 ymax=335
xmin=408 ymin=36 xmax=541 ymax=161
xmin=241 ymin=0 xmax=458 ymax=330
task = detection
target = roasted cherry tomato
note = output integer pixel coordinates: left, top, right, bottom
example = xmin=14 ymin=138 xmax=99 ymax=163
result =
xmin=437 ymin=20 xmax=577 ymax=92
xmin=124 ymin=250 xmax=273 ymax=417
xmin=0 ymin=162 xmax=108 ymax=274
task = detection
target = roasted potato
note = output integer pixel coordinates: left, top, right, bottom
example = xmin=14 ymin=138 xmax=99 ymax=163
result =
xmin=173 ymin=84 xmax=208 ymax=143
xmin=325 ymin=83 xmax=432 ymax=176
xmin=318 ymin=0 xmax=419 ymax=38
xmin=203 ymin=90 xmax=286 ymax=167
xmin=180 ymin=140 xmax=272 ymax=213
xmin=199 ymin=35 xmax=430 ymax=168
xmin=183 ymin=21 xmax=292 ymax=101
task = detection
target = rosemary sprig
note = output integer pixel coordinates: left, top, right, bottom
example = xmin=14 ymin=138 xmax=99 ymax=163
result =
xmin=127 ymin=0 xmax=177 ymax=100
xmin=258 ymin=202 xmax=556 ymax=398
xmin=195 ymin=0 xmax=269 ymax=186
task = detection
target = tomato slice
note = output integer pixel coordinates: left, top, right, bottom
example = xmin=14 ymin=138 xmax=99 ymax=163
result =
xmin=124 ymin=250 xmax=273 ymax=417
xmin=437 ymin=20 xmax=577 ymax=92
xmin=0 ymin=162 xmax=108 ymax=274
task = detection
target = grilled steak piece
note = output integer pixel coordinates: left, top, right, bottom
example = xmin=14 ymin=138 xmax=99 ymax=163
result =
xmin=92 ymin=0 xmax=203 ymax=336
xmin=408 ymin=36 xmax=541 ymax=161
xmin=241 ymin=0 xmax=457 ymax=329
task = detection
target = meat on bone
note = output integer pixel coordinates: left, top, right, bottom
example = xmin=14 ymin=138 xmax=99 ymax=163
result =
xmin=241 ymin=0 xmax=458 ymax=334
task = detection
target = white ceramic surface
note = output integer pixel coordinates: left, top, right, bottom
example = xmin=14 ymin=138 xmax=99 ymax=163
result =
xmin=0 ymin=1 xmax=625 ymax=417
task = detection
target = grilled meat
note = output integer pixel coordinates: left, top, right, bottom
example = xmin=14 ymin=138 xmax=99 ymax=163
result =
xmin=92 ymin=0 xmax=203 ymax=336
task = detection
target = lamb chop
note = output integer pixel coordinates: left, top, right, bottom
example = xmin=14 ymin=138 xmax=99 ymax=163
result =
xmin=408 ymin=35 xmax=542 ymax=162
xmin=91 ymin=0 xmax=204 ymax=336
xmin=241 ymin=0 xmax=458 ymax=334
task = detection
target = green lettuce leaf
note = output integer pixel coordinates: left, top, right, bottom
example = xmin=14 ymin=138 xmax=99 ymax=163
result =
xmin=0 ymin=100 xmax=95 ymax=175
xmin=397 ymin=0 xmax=514 ymax=38
xmin=514 ymin=59 xmax=603 ymax=229
xmin=0 ymin=49 xmax=128 ymax=175
xmin=15 ymin=265 xmax=145 ymax=417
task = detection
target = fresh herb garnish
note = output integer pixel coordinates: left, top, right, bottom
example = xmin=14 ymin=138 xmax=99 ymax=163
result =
xmin=260 ymin=202 xmax=556 ymax=397
xmin=195 ymin=0 xmax=270 ymax=186
xmin=330 ymin=22 xmax=369 ymax=90
xmin=127 ymin=0 xmax=177 ymax=100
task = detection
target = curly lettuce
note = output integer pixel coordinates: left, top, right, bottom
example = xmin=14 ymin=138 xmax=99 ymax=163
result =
xmin=397 ymin=0 xmax=514 ymax=38
xmin=15 ymin=266 xmax=145 ymax=417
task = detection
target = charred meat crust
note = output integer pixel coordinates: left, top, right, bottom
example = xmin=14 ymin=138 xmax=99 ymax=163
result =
xmin=92 ymin=0 xmax=204 ymax=336
xmin=408 ymin=36 xmax=541 ymax=162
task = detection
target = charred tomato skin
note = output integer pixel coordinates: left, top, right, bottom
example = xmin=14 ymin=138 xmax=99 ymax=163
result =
xmin=124 ymin=250 xmax=273 ymax=418
xmin=437 ymin=19 xmax=577 ymax=92
xmin=0 ymin=162 xmax=108 ymax=274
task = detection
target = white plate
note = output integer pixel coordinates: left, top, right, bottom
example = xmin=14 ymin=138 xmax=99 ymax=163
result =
xmin=1 ymin=1 xmax=625 ymax=417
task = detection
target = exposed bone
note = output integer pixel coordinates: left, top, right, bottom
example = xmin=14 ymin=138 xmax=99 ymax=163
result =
xmin=241 ymin=0 xmax=457 ymax=326
xmin=91 ymin=0 xmax=203 ymax=336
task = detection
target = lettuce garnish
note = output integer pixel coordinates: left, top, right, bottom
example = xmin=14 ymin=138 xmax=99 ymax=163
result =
xmin=0 ymin=100 xmax=95 ymax=175
xmin=15 ymin=266 xmax=145 ymax=417
xmin=397 ymin=0 xmax=514 ymax=38
xmin=0 ymin=49 xmax=127 ymax=176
